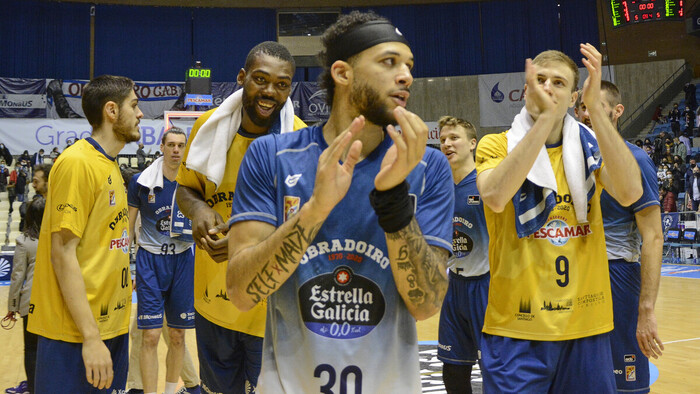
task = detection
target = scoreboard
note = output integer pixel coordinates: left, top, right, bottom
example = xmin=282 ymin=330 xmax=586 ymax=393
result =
xmin=610 ymin=0 xmax=684 ymax=27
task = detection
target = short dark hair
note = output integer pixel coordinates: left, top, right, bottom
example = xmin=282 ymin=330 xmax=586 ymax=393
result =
xmin=120 ymin=166 xmax=139 ymax=186
xmin=244 ymin=41 xmax=295 ymax=74
xmin=33 ymin=163 xmax=52 ymax=181
xmin=600 ymin=80 xmax=621 ymax=107
xmin=24 ymin=196 xmax=45 ymax=240
xmin=82 ymin=75 xmax=135 ymax=128
xmin=162 ymin=127 xmax=187 ymax=145
xmin=318 ymin=11 xmax=388 ymax=106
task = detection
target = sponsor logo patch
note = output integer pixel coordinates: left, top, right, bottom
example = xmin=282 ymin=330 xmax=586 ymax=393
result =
xmin=467 ymin=195 xmax=480 ymax=205
xmin=624 ymin=354 xmax=636 ymax=363
xmin=626 ymin=366 xmax=636 ymax=381
xmin=533 ymin=218 xmax=592 ymax=246
xmin=299 ymin=265 xmax=386 ymax=339
xmin=285 ymin=173 xmax=302 ymax=187
xmin=516 ymin=298 xmax=534 ymax=321
xmin=109 ymin=190 xmax=116 ymax=206
xmin=56 ymin=203 xmax=78 ymax=213
xmin=109 ymin=229 xmax=130 ymax=253
xmin=284 ymin=196 xmax=300 ymax=222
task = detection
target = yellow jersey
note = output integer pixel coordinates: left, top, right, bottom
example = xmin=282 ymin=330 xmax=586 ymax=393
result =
xmin=177 ymin=109 xmax=306 ymax=336
xmin=28 ymin=138 xmax=131 ymax=342
xmin=475 ymin=132 xmax=613 ymax=341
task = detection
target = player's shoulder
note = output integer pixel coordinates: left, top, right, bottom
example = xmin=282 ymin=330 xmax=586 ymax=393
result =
xmin=255 ymin=123 xmax=321 ymax=152
xmin=626 ymin=142 xmax=655 ymax=167
xmin=188 ymin=108 xmax=218 ymax=140
xmin=53 ymin=140 xmax=101 ymax=170
xmin=481 ymin=131 xmax=507 ymax=146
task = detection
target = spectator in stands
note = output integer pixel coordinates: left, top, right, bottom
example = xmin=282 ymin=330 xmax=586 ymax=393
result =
xmin=651 ymin=105 xmax=665 ymax=130
xmin=0 ymin=160 xmax=8 ymax=197
xmin=49 ymin=147 xmax=60 ymax=162
xmin=64 ymin=138 xmax=74 ymax=151
xmin=683 ymin=105 xmax=695 ymax=133
xmin=679 ymin=132 xmax=691 ymax=151
xmin=653 ymin=132 xmax=667 ymax=164
xmin=685 ymin=82 xmax=697 ymax=113
xmin=5 ymin=196 xmax=45 ymax=394
xmin=635 ymin=139 xmax=643 ymax=148
xmin=687 ymin=165 xmax=700 ymax=211
xmin=18 ymin=150 xmax=31 ymax=167
xmin=136 ymin=142 xmax=148 ymax=170
xmin=661 ymin=186 xmax=677 ymax=213
xmin=663 ymin=138 xmax=674 ymax=157
xmin=669 ymin=103 xmax=681 ymax=135
xmin=11 ymin=163 xmax=28 ymax=203
xmin=0 ymin=143 xmax=12 ymax=166
xmin=31 ymin=149 xmax=45 ymax=167
xmin=673 ymin=138 xmax=687 ymax=161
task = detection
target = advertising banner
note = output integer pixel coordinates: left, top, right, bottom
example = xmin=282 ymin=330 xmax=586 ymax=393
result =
xmin=479 ymin=66 xmax=615 ymax=127
xmin=0 ymin=78 xmax=46 ymax=118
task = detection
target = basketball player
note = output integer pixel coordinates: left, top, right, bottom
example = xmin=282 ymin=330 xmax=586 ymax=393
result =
xmin=437 ymin=116 xmax=490 ymax=394
xmin=475 ymin=45 xmax=643 ymax=392
xmin=29 ymin=75 xmax=142 ymax=392
xmin=128 ymin=128 xmax=195 ymax=394
xmin=227 ymin=11 xmax=453 ymax=393
xmin=575 ymin=81 xmax=664 ymax=393
xmin=175 ymin=41 xmax=306 ymax=393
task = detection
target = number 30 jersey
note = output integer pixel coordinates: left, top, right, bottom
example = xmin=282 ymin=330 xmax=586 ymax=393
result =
xmin=231 ymin=125 xmax=454 ymax=393
xmin=475 ymin=133 xmax=613 ymax=341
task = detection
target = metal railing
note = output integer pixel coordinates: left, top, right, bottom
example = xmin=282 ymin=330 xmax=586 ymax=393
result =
xmin=620 ymin=62 xmax=692 ymax=138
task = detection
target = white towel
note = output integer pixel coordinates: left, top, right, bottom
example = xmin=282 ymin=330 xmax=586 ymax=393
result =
xmin=185 ymin=89 xmax=296 ymax=188
xmin=506 ymin=106 xmax=596 ymax=224
xmin=136 ymin=156 xmax=163 ymax=192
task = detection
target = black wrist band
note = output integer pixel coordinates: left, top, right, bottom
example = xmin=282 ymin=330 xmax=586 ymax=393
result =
xmin=369 ymin=181 xmax=414 ymax=233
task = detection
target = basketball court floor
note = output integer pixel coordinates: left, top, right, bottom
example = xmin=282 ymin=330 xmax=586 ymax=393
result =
xmin=1 ymin=265 xmax=699 ymax=393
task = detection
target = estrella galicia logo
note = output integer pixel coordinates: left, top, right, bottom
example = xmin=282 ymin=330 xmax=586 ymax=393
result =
xmin=491 ymin=82 xmax=505 ymax=103
xmin=56 ymin=203 xmax=78 ymax=213
xmin=299 ymin=266 xmax=385 ymax=339
xmin=453 ymin=225 xmax=474 ymax=258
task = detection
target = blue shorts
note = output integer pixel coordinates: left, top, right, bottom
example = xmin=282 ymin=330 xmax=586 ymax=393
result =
xmin=195 ymin=311 xmax=262 ymax=394
xmin=481 ymin=333 xmax=616 ymax=393
xmin=438 ymin=271 xmax=490 ymax=365
xmin=136 ymin=248 xmax=195 ymax=329
xmin=35 ymin=334 xmax=128 ymax=393
xmin=610 ymin=260 xmax=649 ymax=393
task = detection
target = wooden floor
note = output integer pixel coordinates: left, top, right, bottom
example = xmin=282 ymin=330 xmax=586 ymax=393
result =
xmin=1 ymin=273 xmax=699 ymax=393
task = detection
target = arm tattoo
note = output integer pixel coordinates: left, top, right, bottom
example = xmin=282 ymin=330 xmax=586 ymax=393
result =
xmin=388 ymin=219 xmax=447 ymax=310
xmin=245 ymin=219 xmax=321 ymax=304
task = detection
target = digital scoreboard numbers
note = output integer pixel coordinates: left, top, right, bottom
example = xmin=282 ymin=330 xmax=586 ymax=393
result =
xmin=184 ymin=65 xmax=212 ymax=107
xmin=610 ymin=0 xmax=684 ymax=27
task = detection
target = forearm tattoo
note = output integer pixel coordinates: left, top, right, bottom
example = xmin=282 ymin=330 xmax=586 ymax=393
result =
xmin=245 ymin=219 xmax=321 ymax=304
xmin=387 ymin=219 xmax=447 ymax=309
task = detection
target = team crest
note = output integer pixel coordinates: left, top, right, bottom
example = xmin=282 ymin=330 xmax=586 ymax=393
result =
xmin=109 ymin=190 xmax=116 ymax=206
xmin=284 ymin=196 xmax=300 ymax=221
xmin=467 ymin=195 xmax=480 ymax=205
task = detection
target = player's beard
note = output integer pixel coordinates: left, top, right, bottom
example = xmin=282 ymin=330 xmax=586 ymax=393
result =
xmin=350 ymin=80 xmax=396 ymax=127
xmin=242 ymin=92 xmax=283 ymax=129
xmin=114 ymin=111 xmax=140 ymax=143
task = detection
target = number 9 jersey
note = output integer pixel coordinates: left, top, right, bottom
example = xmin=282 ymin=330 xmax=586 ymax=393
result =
xmin=475 ymin=133 xmax=613 ymax=341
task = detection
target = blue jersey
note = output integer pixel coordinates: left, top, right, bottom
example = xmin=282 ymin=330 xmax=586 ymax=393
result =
xmin=128 ymin=173 xmax=192 ymax=255
xmin=451 ymin=169 xmax=489 ymax=277
xmin=600 ymin=142 xmax=660 ymax=262
xmin=230 ymin=125 xmax=454 ymax=393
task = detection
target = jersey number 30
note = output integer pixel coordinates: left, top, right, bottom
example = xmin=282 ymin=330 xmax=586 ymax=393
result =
xmin=314 ymin=364 xmax=362 ymax=394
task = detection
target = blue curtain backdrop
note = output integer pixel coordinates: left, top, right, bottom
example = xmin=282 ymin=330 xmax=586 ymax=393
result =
xmin=0 ymin=0 xmax=91 ymax=79
xmin=193 ymin=8 xmax=276 ymax=81
xmin=1 ymin=1 xmax=599 ymax=81
xmin=94 ymin=5 xmax=193 ymax=81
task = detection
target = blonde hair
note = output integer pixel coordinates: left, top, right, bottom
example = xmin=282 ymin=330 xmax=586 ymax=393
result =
xmin=532 ymin=50 xmax=579 ymax=92
xmin=438 ymin=116 xmax=477 ymax=141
